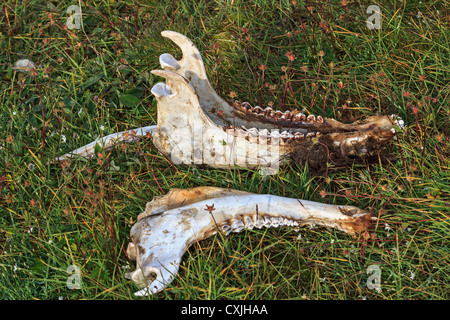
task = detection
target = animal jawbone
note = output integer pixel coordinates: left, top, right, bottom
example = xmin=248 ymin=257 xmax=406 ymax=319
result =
xmin=125 ymin=186 xmax=374 ymax=296
xmin=151 ymin=31 xmax=394 ymax=172
xmin=55 ymin=31 xmax=395 ymax=172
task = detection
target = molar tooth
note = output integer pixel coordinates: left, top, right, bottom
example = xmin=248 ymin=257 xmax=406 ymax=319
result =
xmin=306 ymin=132 xmax=316 ymax=138
xmin=284 ymin=111 xmax=292 ymax=120
xmin=264 ymin=107 xmax=274 ymax=117
xmin=270 ymin=130 xmax=280 ymax=138
xmin=271 ymin=216 xmax=281 ymax=227
xmin=254 ymin=216 xmax=265 ymax=229
xmin=294 ymin=132 xmax=304 ymax=139
xmin=248 ymin=128 xmax=259 ymax=136
xmin=231 ymin=220 xmax=245 ymax=232
xmin=258 ymin=129 xmax=269 ymax=137
xmin=242 ymin=102 xmax=252 ymax=111
xmin=221 ymin=224 xmax=231 ymax=235
xmin=275 ymin=110 xmax=283 ymax=118
xmin=243 ymin=216 xmax=254 ymax=229
xmin=253 ymin=106 xmax=263 ymax=114
xmin=263 ymin=216 xmax=272 ymax=227
xmin=280 ymin=131 xmax=291 ymax=138
xmin=316 ymin=115 xmax=324 ymax=123
xmin=307 ymin=115 xmax=316 ymax=123
xmin=294 ymin=113 xmax=306 ymax=122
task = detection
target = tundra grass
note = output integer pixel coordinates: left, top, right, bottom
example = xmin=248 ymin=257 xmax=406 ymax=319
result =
xmin=0 ymin=0 xmax=449 ymax=300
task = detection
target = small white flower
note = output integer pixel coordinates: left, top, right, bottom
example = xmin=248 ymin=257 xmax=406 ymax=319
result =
xmin=61 ymin=134 xmax=66 ymax=143
xmin=12 ymin=111 xmax=17 ymax=116
xmin=390 ymin=114 xmax=406 ymax=130
xmin=100 ymin=125 xmax=105 ymax=131
xmin=384 ymin=223 xmax=391 ymax=232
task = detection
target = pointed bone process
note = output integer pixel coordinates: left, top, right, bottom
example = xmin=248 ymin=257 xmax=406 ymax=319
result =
xmin=126 ymin=186 xmax=373 ymax=296
xmin=56 ymin=31 xmax=395 ymax=171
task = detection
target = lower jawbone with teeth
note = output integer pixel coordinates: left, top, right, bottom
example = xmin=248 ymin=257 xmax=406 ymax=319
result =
xmin=55 ymin=31 xmax=395 ymax=173
xmin=125 ymin=186 xmax=374 ymax=296
xmin=151 ymin=31 xmax=395 ymax=173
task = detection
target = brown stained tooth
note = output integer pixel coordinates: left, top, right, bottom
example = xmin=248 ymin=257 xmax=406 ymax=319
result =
xmin=280 ymin=131 xmax=294 ymax=143
xmin=307 ymin=115 xmax=316 ymax=123
xmin=284 ymin=111 xmax=293 ymax=120
xmin=294 ymin=113 xmax=306 ymax=122
xmin=316 ymin=115 xmax=324 ymax=123
xmin=275 ymin=110 xmax=283 ymax=118
xmin=294 ymin=132 xmax=304 ymax=139
xmin=306 ymin=132 xmax=316 ymax=138
xmin=264 ymin=107 xmax=274 ymax=117
xmin=253 ymin=106 xmax=263 ymax=114
xmin=242 ymin=102 xmax=252 ymax=111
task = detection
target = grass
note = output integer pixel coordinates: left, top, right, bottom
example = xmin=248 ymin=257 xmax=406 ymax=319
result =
xmin=0 ymin=0 xmax=449 ymax=300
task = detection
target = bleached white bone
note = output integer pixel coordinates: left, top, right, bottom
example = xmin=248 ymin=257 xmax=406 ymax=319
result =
xmin=53 ymin=125 xmax=157 ymax=162
xmin=126 ymin=187 xmax=374 ymax=296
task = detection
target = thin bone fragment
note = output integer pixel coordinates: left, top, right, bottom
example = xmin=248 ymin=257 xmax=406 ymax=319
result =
xmin=53 ymin=125 xmax=157 ymax=162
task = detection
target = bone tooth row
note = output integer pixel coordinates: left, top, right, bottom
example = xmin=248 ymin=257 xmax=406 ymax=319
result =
xmin=225 ymin=126 xmax=295 ymax=140
xmin=227 ymin=215 xmax=299 ymax=233
xmin=234 ymin=101 xmax=326 ymax=125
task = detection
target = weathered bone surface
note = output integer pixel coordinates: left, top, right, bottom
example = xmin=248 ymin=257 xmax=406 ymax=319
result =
xmin=56 ymin=31 xmax=395 ymax=172
xmin=54 ymin=125 xmax=157 ymax=162
xmin=126 ymin=186 xmax=373 ymax=296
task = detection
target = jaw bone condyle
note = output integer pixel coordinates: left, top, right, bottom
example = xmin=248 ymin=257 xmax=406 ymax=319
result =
xmin=125 ymin=187 xmax=374 ymax=296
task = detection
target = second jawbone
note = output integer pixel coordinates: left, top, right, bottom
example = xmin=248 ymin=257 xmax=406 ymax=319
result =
xmin=126 ymin=186 xmax=374 ymax=296
xmin=152 ymin=31 xmax=395 ymax=173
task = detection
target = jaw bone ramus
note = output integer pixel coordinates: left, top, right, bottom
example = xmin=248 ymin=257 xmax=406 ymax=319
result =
xmin=125 ymin=186 xmax=374 ymax=296
xmin=151 ymin=31 xmax=395 ymax=172
xmin=56 ymin=30 xmax=395 ymax=172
